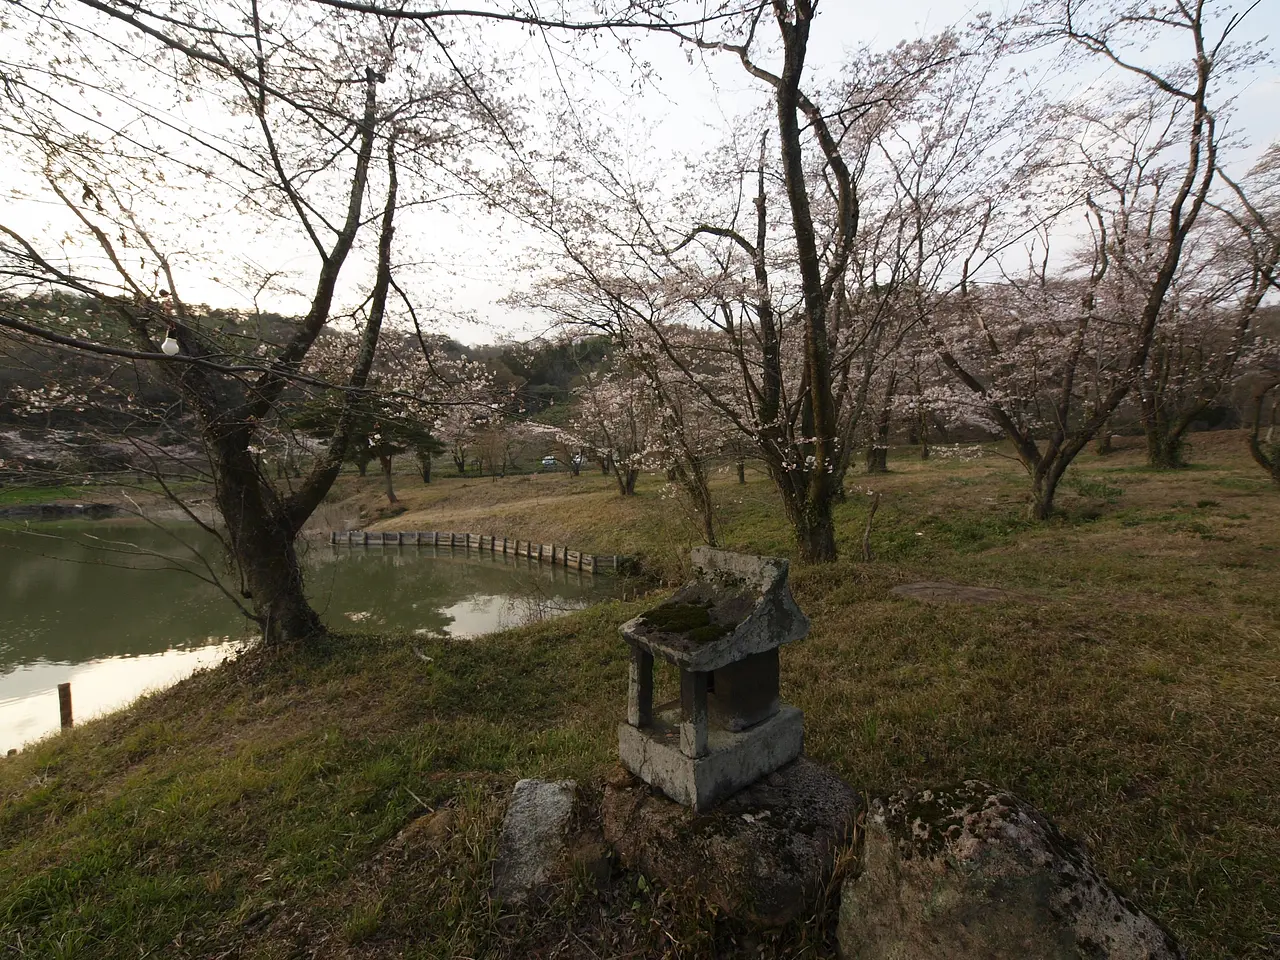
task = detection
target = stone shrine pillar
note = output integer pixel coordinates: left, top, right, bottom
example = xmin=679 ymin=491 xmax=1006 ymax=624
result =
xmin=617 ymin=546 xmax=809 ymax=811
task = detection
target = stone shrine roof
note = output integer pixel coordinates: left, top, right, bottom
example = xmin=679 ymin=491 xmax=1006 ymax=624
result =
xmin=619 ymin=547 xmax=809 ymax=671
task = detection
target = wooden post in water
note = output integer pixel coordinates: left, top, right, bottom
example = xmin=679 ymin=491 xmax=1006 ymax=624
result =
xmin=58 ymin=683 xmax=73 ymax=729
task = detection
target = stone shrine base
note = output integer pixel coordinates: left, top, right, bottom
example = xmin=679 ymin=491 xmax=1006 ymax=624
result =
xmin=602 ymin=757 xmax=857 ymax=927
xmin=617 ymin=704 xmax=803 ymax=812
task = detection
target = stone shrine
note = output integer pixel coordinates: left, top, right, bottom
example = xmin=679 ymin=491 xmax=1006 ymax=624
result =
xmin=617 ymin=546 xmax=809 ymax=811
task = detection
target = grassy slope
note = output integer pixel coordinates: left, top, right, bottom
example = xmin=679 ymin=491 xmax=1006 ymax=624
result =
xmin=0 ymin=486 xmax=96 ymax=507
xmin=3 ymin=432 xmax=1278 ymax=958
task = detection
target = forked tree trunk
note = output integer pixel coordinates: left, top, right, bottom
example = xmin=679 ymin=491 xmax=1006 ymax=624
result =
xmin=866 ymin=370 xmax=896 ymax=474
xmin=1145 ymin=431 xmax=1186 ymax=469
xmin=613 ymin=464 xmax=638 ymax=496
xmin=1028 ymin=457 xmax=1072 ymax=521
xmin=1140 ymin=390 xmax=1190 ymax=468
xmin=768 ymin=466 xmax=837 ymax=563
xmin=796 ymin=499 xmax=836 ymax=563
xmin=670 ymin=454 xmax=717 ymax=546
xmin=379 ymin=454 xmax=397 ymax=503
xmin=1247 ymin=385 xmax=1280 ymax=485
xmin=211 ymin=444 xmax=323 ymax=646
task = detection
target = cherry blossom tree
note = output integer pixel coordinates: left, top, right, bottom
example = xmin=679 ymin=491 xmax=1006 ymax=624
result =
xmin=918 ymin=0 xmax=1265 ymax=517
xmin=508 ymin=13 xmax=975 ymax=561
xmin=568 ymin=365 xmax=660 ymax=496
xmin=0 ymin=0 xmax=514 ymax=644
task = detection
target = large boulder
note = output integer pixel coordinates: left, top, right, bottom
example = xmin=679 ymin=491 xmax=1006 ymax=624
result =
xmin=491 ymin=778 xmax=577 ymax=905
xmin=603 ymin=757 xmax=857 ymax=927
xmin=838 ymin=781 xmax=1183 ymax=959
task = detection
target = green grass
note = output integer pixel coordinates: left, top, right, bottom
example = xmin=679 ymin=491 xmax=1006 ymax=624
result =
xmin=0 ymin=485 xmax=93 ymax=507
xmin=2 ymin=432 xmax=1278 ymax=958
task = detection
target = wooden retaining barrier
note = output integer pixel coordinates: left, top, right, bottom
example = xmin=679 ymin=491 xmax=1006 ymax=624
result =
xmin=327 ymin=530 xmax=630 ymax=574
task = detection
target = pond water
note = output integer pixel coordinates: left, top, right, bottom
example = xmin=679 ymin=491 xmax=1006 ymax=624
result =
xmin=0 ymin=523 xmax=620 ymax=751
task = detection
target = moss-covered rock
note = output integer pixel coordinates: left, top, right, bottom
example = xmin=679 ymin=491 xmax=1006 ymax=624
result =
xmin=838 ymin=781 xmax=1184 ymax=959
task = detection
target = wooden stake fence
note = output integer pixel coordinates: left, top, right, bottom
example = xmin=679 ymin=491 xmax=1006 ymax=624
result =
xmin=327 ymin=530 xmax=630 ymax=574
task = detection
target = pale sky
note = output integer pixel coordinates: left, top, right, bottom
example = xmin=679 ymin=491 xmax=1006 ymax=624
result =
xmin=3 ymin=0 xmax=1276 ymax=346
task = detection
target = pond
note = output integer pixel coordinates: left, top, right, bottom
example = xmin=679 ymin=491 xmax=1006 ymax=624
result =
xmin=0 ymin=523 xmax=621 ymax=752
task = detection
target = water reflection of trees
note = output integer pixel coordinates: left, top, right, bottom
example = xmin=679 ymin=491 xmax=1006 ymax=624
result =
xmin=0 ymin=527 xmax=619 ymax=669
xmin=308 ymin=542 xmax=617 ymax=640
xmin=0 ymin=526 xmax=249 ymax=665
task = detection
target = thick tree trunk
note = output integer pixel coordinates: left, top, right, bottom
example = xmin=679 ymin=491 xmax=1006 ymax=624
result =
xmin=671 ymin=456 xmax=717 ymax=546
xmin=417 ymin=454 xmax=432 ymax=484
xmin=614 ymin=465 xmax=638 ymax=496
xmin=356 ymin=457 xmax=370 ymax=477
xmin=1095 ymin=430 xmax=1114 ymax=456
xmin=1028 ymin=489 xmax=1053 ymax=521
xmin=212 ymin=444 xmax=323 ymax=647
xmin=773 ymin=5 xmax=842 ymax=565
xmin=1247 ymin=437 xmax=1280 ymax=485
xmin=866 ymin=370 xmax=896 ymax=473
xmin=913 ymin=406 xmax=931 ymax=460
xmin=736 ymin=459 xmax=746 ymax=484
xmin=1028 ymin=457 xmax=1071 ymax=521
xmin=1140 ymin=392 xmax=1188 ymax=468
xmin=796 ymin=499 xmax=837 ymax=563
xmin=1247 ymin=386 xmax=1280 ymax=485
xmin=1145 ymin=430 xmax=1186 ymax=469
xmin=769 ymin=466 xmax=837 ymax=563
xmin=379 ymin=454 xmax=397 ymax=503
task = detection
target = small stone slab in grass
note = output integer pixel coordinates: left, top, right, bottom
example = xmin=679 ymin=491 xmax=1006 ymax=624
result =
xmin=890 ymin=581 xmax=1017 ymax=605
xmin=602 ymin=757 xmax=858 ymax=927
xmin=491 ymin=778 xmax=576 ymax=905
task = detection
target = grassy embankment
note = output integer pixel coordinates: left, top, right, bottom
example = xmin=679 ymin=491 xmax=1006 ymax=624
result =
xmin=2 ymin=432 xmax=1278 ymax=958
xmin=0 ymin=485 xmax=97 ymax=507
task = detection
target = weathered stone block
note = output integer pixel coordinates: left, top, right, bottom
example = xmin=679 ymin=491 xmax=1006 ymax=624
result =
xmin=603 ymin=757 xmax=858 ymax=927
xmin=837 ymin=781 xmax=1184 ymax=960
xmin=618 ymin=705 xmax=803 ymax=812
